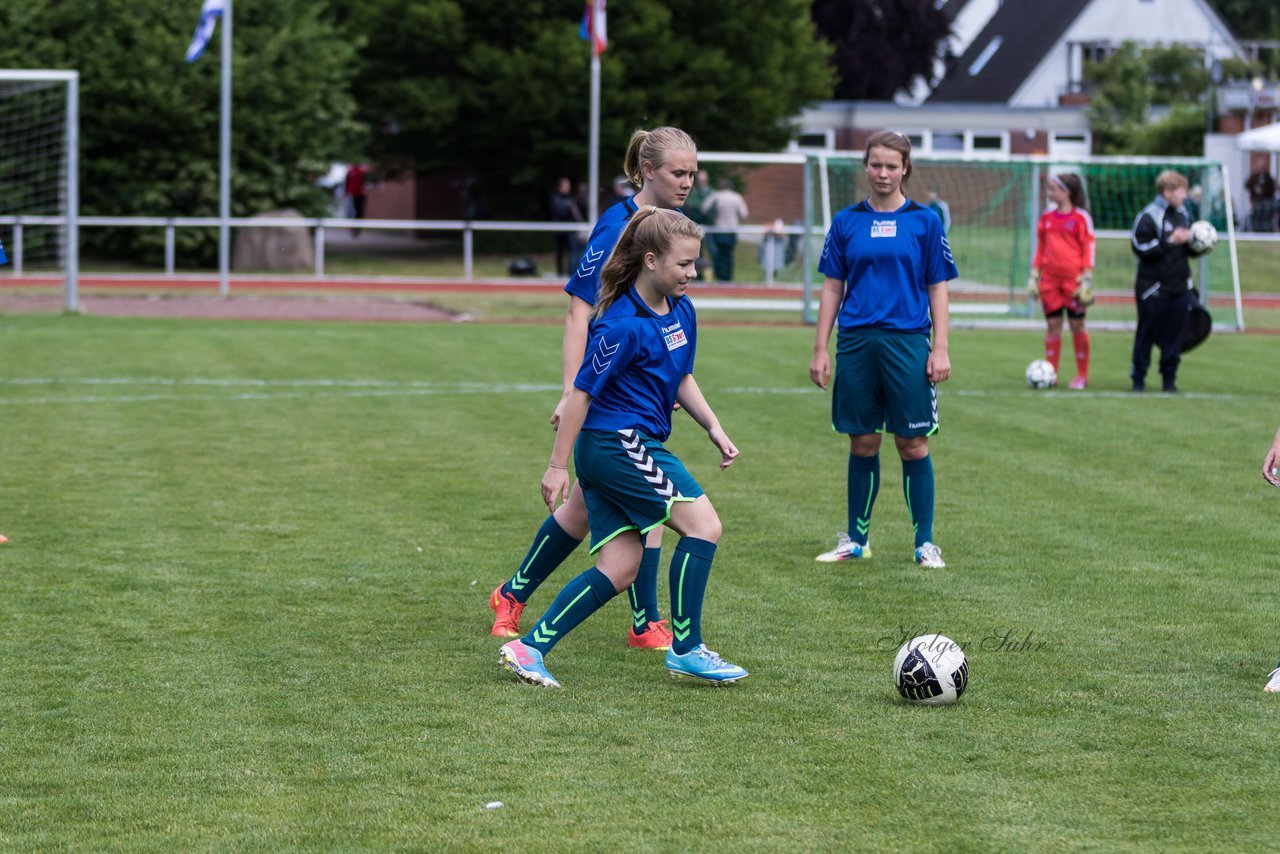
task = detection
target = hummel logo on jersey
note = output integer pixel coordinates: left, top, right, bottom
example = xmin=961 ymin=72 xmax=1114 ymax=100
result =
xmin=592 ymin=335 xmax=618 ymax=374
xmin=576 ymin=245 xmax=604 ymax=278
xmin=871 ymin=220 xmax=897 ymax=238
xmin=662 ymin=320 xmax=687 ymax=352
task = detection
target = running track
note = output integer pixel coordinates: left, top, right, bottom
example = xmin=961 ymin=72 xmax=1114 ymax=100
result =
xmin=6 ymin=273 xmax=1280 ymax=309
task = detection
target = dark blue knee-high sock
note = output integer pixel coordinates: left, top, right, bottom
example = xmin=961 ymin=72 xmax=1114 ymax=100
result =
xmin=503 ymin=515 xmax=582 ymax=604
xmin=847 ymin=454 xmax=880 ymax=546
xmin=669 ymin=537 xmax=717 ymax=655
xmin=522 ymin=567 xmax=618 ymax=656
xmin=902 ymin=455 xmax=936 ymax=547
xmin=627 ymin=547 xmax=663 ymax=634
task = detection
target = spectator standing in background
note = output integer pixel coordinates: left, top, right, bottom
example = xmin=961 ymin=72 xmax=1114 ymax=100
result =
xmin=686 ymin=170 xmax=713 ymax=223
xmin=925 ymin=190 xmax=951 ymax=232
xmin=700 ymin=178 xmax=749 ymax=281
xmin=550 ymin=177 xmax=586 ymax=276
xmin=1245 ymin=166 xmax=1275 ymax=232
xmin=685 ymin=170 xmax=714 ymax=277
xmin=344 ymin=163 xmax=369 ymax=237
xmin=759 ymin=218 xmax=787 ymax=279
xmin=1186 ymin=184 xmax=1203 ymax=222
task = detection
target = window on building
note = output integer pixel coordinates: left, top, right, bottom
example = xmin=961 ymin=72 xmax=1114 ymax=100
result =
xmin=1050 ymin=132 xmax=1092 ymax=157
xmin=1081 ymin=43 xmax=1111 ymax=65
xmin=788 ymin=129 xmax=834 ymax=151
xmin=969 ymin=36 xmax=1003 ymax=77
xmin=933 ymin=132 xmax=964 ymax=152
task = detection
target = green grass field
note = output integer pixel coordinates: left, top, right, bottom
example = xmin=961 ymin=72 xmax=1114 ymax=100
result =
xmin=2 ymin=312 xmax=1280 ymax=850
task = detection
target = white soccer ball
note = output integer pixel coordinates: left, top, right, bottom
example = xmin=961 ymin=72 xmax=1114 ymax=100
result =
xmin=1189 ymin=220 xmax=1217 ymax=255
xmin=894 ymin=634 xmax=969 ymax=706
xmin=1025 ymin=359 xmax=1057 ymax=389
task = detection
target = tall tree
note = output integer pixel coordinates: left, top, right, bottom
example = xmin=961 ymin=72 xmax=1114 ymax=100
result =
xmin=334 ymin=0 xmax=833 ymax=216
xmin=1087 ymin=41 xmax=1255 ymax=155
xmin=809 ymin=0 xmax=951 ymax=101
xmin=0 ymin=0 xmax=362 ymax=263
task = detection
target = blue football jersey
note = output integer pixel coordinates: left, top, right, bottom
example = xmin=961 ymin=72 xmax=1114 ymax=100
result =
xmin=564 ymin=199 xmax=688 ymax=305
xmin=574 ymin=286 xmax=697 ymax=441
xmin=818 ymin=199 xmax=958 ymax=334
xmin=564 ymin=198 xmax=639 ymax=305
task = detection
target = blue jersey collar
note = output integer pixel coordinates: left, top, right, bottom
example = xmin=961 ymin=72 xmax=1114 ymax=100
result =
xmin=626 ymin=284 xmax=677 ymax=317
xmin=862 ymin=197 xmax=912 ymax=214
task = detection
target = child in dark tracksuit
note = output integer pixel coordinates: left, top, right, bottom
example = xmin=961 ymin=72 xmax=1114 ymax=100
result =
xmin=1129 ymin=170 xmax=1208 ymax=393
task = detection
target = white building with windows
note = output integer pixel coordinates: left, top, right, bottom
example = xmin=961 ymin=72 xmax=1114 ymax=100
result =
xmin=794 ymin=0 xmax=1244 ymax=159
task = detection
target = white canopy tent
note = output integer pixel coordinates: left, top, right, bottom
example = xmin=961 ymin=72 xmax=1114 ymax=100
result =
xmin=1235 ymin=122 xmax=1280 ymax=152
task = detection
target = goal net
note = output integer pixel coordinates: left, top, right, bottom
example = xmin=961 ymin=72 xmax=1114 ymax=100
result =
xmin=810 ymin=153 xmax=1243 ymax=330
xmin=0 ymin=70 xmax=79 ymax=306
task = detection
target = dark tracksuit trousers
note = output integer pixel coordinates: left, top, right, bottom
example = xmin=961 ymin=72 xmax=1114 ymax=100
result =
xmin=1131 ymin=286 xmax=1191 ymax=388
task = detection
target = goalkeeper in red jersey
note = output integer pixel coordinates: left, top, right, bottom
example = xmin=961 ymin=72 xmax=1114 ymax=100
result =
xmin=1027 ymin=173 xmax=1096 ymax=389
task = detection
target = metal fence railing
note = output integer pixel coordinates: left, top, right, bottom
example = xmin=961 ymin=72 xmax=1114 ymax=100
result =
xmin=0 ymin=214 xmax=811 ymax=309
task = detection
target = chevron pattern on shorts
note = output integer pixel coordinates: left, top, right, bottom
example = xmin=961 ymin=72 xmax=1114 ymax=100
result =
xmin=618 ymin=429 xmax=682 ymax=501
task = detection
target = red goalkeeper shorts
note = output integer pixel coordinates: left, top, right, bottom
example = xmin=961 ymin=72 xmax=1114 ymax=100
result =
xmin=1039 ymin=273 xmax=1085 ymax=317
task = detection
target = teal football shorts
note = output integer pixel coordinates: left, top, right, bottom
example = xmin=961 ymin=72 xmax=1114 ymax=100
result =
xmin=574 ymin=428 xmax=703 ymax=553
xmin=833 ymin=327 xmax=938 ymax=438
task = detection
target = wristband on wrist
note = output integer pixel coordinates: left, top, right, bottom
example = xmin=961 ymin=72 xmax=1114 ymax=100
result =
xmin=547 ymin=461 xmax=568 ymax=470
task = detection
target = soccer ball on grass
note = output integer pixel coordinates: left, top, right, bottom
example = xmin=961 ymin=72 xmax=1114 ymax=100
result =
xmin=1188 ymin=220 xmax=1217 ymax=255
xmin=894 ymin=634 xmax=968 ymax=706
xmin=1025 ymin=359 xmax=1057 ymax=389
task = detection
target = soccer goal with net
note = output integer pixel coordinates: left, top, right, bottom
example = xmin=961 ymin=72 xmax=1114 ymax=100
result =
xmin=0 ymin=69 xmax=79 ymax=308
xmin=808 ymin=152 xmax=1244 ymax=331
xmin=697 ymin=149 xmax=1243 ymax=329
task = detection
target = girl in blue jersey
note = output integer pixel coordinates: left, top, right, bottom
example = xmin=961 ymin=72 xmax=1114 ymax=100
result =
xmin=489 ymin=128 xmax=698 ymax=651
xmin=499 ymin=207 xmax=746 ymax=688
xmin=809 ymin=130 xmax=957 ymax=569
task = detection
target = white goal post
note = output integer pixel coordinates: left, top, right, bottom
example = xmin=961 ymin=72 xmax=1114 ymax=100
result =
xmin=0 ymin=69 xmax=79 ymax=310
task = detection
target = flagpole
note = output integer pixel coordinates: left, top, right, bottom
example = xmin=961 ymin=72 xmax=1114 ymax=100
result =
xmin=218 ymin=0 xmax=232 ymax=297
xmin=587 ymin=49 xmax=601 ymax=224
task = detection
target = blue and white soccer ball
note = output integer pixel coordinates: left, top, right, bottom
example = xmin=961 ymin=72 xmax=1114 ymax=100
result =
xmin=894 ymin=634 xmax=969 ymax=706
xmin=1025 ymin=359 xmax=1057 ymax=389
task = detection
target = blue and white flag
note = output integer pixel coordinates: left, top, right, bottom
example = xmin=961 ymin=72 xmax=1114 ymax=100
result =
xmin=185 ymin=0 xmax=224 ymax=64
xmin=0 ymin=237 xmax=7 ymax=266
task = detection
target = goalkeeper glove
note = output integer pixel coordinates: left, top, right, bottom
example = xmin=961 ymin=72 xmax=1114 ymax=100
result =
xmin=1026 ymin=269 xmax=1041 ymax=299
xmin=1074 ymin=271 xmax=1095 ymax=307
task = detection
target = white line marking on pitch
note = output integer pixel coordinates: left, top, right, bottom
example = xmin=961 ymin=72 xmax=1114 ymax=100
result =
xmin=0 ymin=378 xmax=1267 ymax=405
